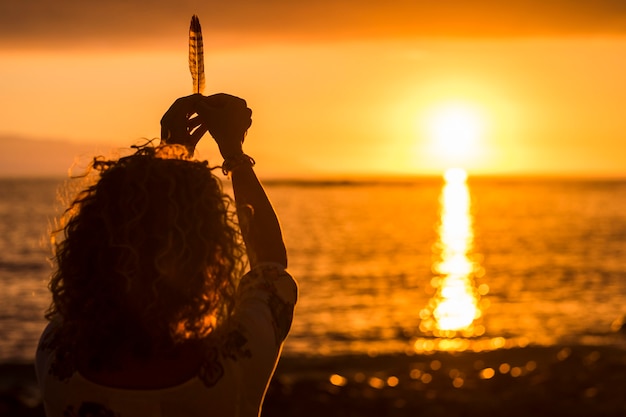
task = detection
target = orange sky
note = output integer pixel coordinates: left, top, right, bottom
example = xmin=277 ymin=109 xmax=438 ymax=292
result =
xmin=1 ymin=1 xmax=626 ymax=177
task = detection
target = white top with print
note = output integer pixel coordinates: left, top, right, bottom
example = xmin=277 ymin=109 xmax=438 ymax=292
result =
xmin=36 ymin=264 xmax=297 ymax=417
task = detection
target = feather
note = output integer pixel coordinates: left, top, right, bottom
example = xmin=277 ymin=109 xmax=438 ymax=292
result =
xmin=189 ymin=15 xmax=205 ymax=94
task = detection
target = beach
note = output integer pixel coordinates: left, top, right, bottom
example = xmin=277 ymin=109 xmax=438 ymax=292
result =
xmin=2 ymin=344 xmax=625 ymax=417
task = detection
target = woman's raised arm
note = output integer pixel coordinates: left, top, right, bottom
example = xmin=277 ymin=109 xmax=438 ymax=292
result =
xmin=198 ymin=94 xmax=287 ymax=268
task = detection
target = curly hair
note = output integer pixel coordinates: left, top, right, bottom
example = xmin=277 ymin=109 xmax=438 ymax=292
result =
xmin=46 ymin=144 xmax=246 ymax=370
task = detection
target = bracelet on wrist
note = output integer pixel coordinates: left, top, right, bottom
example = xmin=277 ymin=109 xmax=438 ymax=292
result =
xmin=221 ymin=153 xmax=256 ymax=176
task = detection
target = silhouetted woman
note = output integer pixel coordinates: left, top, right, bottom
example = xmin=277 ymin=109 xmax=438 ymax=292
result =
xmin=36 ymin=93 xmax=297 ymax=417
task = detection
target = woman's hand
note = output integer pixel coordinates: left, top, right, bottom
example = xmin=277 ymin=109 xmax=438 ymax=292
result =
xmin=160 ymin=94 xmax=208 ymax=155
xmin=160 ymin=93 xmax=252 ymax=158
xmin=196 ymin=93 xmax=252 ymax=158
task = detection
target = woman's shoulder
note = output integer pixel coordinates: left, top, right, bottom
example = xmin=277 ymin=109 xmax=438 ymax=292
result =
xmin=238 ymin=263 xmax=297 ymax=304
xmin=36 ymin=319 xmax=78 ymax=383
xmin=233 ymin=264 xmax=297 ymax=349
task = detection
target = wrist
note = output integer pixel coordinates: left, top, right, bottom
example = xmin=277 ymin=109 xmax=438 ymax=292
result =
xmin=222 ymin=153 xmax=255 ymax=176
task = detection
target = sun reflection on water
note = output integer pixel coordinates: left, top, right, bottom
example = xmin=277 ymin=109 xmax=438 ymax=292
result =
xmin=417 ymin=168 xmax=490 ymax=349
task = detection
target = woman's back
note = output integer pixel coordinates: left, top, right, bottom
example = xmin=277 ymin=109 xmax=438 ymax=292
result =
xmin=79 ymin=341 xmax=205 ymax=389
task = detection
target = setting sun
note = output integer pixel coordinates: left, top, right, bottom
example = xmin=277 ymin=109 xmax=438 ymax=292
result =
xmin=425 ymin=102 xmax=487 ymax=162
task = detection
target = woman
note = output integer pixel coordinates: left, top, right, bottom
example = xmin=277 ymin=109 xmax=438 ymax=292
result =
xmin=36 ymin=94 xmax=297 ymax=417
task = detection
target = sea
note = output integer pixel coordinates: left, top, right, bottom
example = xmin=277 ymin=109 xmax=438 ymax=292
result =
xmin=2 ymin=175 xmax=626 ymax=364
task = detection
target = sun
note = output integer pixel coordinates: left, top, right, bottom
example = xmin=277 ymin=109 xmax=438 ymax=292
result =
xmin=424 ymin=102 xmax=486 ymax=161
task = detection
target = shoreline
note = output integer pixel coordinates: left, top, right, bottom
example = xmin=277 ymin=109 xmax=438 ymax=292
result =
xmin=3 ymin=344 xmax=626 ymax=417
xmin=265 ymin=345 xmax=626 ymax=417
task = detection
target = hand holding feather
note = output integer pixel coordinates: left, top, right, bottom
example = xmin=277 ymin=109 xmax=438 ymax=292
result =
xmin=159 ymin=94 xmax=252 ymax=157
xmin=160 ymin=95 xmax=207 ymax=155
xmin=196 ymin=94 xmax=252 ymax=158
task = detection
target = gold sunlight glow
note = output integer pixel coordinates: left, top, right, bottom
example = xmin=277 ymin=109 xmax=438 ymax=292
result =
xmin=419 ymin=169 xmax=485 ymax=336
xmin=433 ymin=169 xmax=478 ymax=331
xmin=424 ymin=102 xmax=487 ymax=165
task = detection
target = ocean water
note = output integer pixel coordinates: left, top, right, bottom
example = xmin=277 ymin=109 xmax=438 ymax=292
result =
xmin=1 ymin=176 xmax=626 ymax=363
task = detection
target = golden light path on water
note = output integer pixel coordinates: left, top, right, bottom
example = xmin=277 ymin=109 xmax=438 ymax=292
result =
xmin=413 ymin=168 xmax=525 ymax=353
xmin=432 ymin=168 xmax=482 ymax=332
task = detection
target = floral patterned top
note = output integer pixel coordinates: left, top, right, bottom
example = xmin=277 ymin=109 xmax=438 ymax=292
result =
xmin=35 ymin=264 xmax=297 ymax=417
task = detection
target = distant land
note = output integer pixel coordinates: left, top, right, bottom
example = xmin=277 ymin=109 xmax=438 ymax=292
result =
xmin=0 ymin=135 xmax=120 ymax=178
xmin=2 ymin=135 xmax=624 ymax=180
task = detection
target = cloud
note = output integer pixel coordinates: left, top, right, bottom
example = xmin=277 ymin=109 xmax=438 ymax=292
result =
xmin=2 ymin=0 xmax=626 ymax=50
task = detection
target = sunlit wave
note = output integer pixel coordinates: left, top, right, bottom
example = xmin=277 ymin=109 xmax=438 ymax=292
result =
xmin=419 ymin=168 xmax=486 ymax=339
